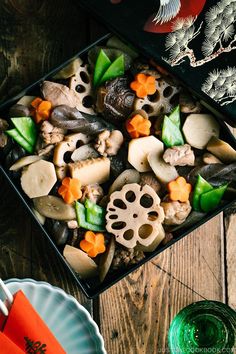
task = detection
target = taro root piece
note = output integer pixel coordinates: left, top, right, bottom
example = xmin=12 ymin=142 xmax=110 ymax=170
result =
xmin=50 ymin=105 xmax=113 ymax=135
xmin=128 ymin=135 xmax=164 ymax=172
xmin=106 ymin=183 xmax=165 ymax=249
xmin=53 ymin=132 xmax=91 ymax=167
xmin=53 ymin=58 xmax=83 ymax=79
xmin=182 ymin=114 xmax=220 ymax=150
xmin=95 ymin=129 xmax=124 ymax=157
xmin=80 ymin=184 xmax=104 ymax=204
xmin=161 ymin=200 xmax=192 ymax=225
xmin=179 ymin=90 xmax=202 ymax=113
xmin=9 ymin=155 xmax=41 ymax=171
xmin=163 ymin=144 xmax=195 ymax=166
xmin=203 ymin=153 xmax=223 ymax=165
xmin=134 ymin=77 xmax=179 ymax=117
xmin=139 ymin=172 xmax=161 ymax=194
xmin=109 ymin=169 xmax=140 ymax=195
xmin=206 ymin=137 xmax=236 ymax=163
xmin=68 ymin=157 xmax=110 ymax=186
xmin=21 ymin=160 xmax=57 ymax=198
xmin=9 ymin=104 xmax=31 ymax=117
xmin=40 ymin=121 xmax=65 ymax=145
xmin=41 ymin=81 xmax=84 ymax=111
xmin=63 ymin=245 xmax=98 ymax=279
xmin=99 ymin=236 xmax=116 ymax=282
xmin=33 ymin=195 xmax=76 ymax=220
xmin=96 ymin=77 xmax=135 ymax=123
xmin=69 ymin=63 xmax=95 ymax=114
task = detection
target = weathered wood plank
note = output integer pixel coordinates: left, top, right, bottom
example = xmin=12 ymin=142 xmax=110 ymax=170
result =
xmin=99 ymin=215 xmax=225 ymax=354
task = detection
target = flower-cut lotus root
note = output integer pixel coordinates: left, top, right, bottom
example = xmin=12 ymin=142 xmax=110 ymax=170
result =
xmin=106 ymin=183 xmax=164 ymax=249
xmin=69 ymin=63 xmax=95 ymax=114
xmin=134 ymin=78 xmax=179 ymax=117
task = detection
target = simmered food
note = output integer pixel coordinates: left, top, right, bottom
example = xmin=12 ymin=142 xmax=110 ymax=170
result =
xmin=1 ymin=36 xmax=236 ymax=285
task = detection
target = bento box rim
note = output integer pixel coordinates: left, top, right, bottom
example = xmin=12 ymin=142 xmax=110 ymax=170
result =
xmin=76 ymin=0 xmax=236 ymax=128
xmin=0 ymin=33 xmax=235 ymax=299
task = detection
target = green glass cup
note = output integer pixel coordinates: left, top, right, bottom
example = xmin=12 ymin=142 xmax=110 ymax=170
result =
xmin=168 ymin=301 xmax=236 ymax=353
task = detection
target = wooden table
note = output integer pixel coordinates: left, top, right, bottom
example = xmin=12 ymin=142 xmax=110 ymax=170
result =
xmin=0 ymin=2 xmax=235 ymax=353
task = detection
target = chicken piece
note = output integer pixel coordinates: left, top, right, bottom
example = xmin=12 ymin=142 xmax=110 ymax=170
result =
xmin=139 ymin=172 xmax=161 ymax=194
xmin=163 ymin=144 xmax=195 ymax=166
xmin=161 ymin=200 xmax=192 ymax=225
xmin=94 ymin=129 xmax=124 ymax=157
xmin=80 ymin=184 xmax=104 ymax=204
xmin=111 ymin=246 xmax=145 ymax=270
xmin=40 ymin=121 xmax=65 ymax=145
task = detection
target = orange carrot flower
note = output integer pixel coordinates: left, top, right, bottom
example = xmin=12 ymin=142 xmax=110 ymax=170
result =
xmin=130 ymin=73 xmax=156 ymax=98
xmin=126 ymin=114 xmax=151 ymax=138
xmin=31 ymin=97 xmax=52 ymax=124
xmin=80 ymin=231 xmax=106 ymax=258
xmin=168 ymin=176 xmax=192 ymax=203
xmin=58 ymin=177 xmax=82 ymax=204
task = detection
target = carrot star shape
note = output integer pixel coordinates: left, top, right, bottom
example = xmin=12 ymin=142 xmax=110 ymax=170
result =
xmin=130 ymin=73 xmax=156 ymax=98
xmin=80 ymin=231 xmax=106 ymax=258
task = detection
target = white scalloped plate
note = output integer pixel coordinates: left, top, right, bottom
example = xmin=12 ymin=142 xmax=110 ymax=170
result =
xmin=2 ymin=278 xmax=106 ymax=354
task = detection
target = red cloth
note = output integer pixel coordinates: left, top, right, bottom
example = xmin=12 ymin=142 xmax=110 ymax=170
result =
xmin=0 ymin=332 xmax=25 ymax=353
xmin=0 ymin=290 xmax=66 ymax=354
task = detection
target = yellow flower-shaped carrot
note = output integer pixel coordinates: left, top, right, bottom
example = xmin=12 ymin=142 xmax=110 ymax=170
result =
xmin=167 ymin=176 xmax=192 ymax=203
xmin=80 ymin=231 xmax=106 ymax=258
xmin=130 ymin=73 xmax=156 ymax=98
xmin=58 ymin=177 xmax=82 ymax=204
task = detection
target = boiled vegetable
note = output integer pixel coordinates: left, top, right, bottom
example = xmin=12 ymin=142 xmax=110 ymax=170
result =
xmin=58 ymin=177 xmax=82 ymax=204
xmin=147 ymin=151 xmax=179 ymax=184
xmin=71 ymin=144 xmax=99 ymax=162
xmin=9 ymin=155 xmax=41 ymax=171
xmin=21 ymin=160 xmax=57 ymax=198
xmin=5 ymin=129 xmax=33 ymax=153
xmin=130 ymin=73 xmax=156 ymax=98
xmin=168 ymin=105 xmax=181 ymax=128
xmin=200 ymin=184 xmax=228 ymax=213
xmin=128 ymin=136 xmax=164 ymax=172
xmin=99 ymin=236 xmax=116 ymax=282
xmin=109 ymin=169 xmax=140 ymax=195
xmin=182 ymin=113 xmax=219 ymax=149
xmin=206 ymin=137 xmax=236 ymax=163
xmin=85 ymin=199 xmax=106 ymax=227
xmin=68 ymin=157 xmax=110 ymax=186
xmin=75 ymin=201 xmax=106 ymax=232
xmin=192 ymin=175 xmax=213 ymax=211
xmin=11 ymin=117 xmax=37 ymax=146
xmin=126 ymin=114 xmax=151 ymax=138
xmin=31 ymin=97 xmax=52 ymax=124
xmin=99 ymin=54 xmax=125 ymax=86
xmin=80 ymin=230 xmax=106 ymax=258
xmin=63 ymin=245 xmax=98 ymax=279
xmin=167 ymin=176 xmax=192 ymax=202
xmin=162 ymin=115 xmax=184 ymax=147
xmin=33 ymin=195 xmax=76 ymax=220
xmin=93 ymin=49 xmax=111 ymax=87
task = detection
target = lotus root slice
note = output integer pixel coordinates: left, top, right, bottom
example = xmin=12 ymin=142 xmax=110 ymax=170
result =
xmin=69 ymin=63 xmax=95 ymax=114
xmin=106 ymin=183 xmax=164 ymax=249
xmin=134 ymin=78 xmax=179 ymax=117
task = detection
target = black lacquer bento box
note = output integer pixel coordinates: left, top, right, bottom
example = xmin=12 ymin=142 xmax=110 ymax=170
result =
xmin=1 ymin=0 xmax=236 ymax=298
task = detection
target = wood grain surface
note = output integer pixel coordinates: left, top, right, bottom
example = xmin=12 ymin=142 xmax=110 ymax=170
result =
xmin=0 ymin=2 xmax=235 ymax=354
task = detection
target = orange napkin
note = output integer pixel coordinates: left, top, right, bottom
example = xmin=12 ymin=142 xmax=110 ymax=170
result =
xmin=0 ymin=290 xmax=66 ymax=354
xmin=0 ymin=332 xmax=25 ymax=354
